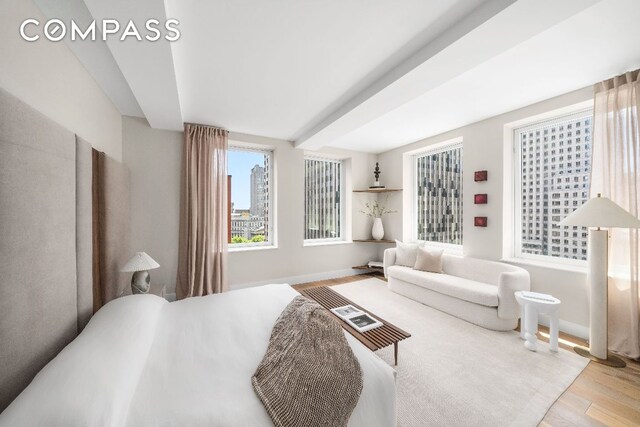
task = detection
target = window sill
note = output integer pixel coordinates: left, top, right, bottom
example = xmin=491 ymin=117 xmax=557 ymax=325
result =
xmin=303 ymin=240 xmax=351 ymax=248
xmin=229 ymin=245 xmax=278 ymax=253
xmin=501 ymin=257 xmax=588 ymax=274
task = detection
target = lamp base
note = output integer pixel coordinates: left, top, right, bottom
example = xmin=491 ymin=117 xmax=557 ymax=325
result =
xmin=573 ymin=346 xmax=626 ymax=368
xmin=131 ymin=270 xmax=151 ymax=294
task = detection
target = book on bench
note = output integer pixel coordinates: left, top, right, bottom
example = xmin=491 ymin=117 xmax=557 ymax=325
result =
xmin=330 ymin=305 xmax=383 ymax=332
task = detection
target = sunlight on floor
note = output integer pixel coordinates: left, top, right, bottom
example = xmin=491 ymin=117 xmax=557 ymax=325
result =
xmin=538 ymin=330 xmax=580 ymax=349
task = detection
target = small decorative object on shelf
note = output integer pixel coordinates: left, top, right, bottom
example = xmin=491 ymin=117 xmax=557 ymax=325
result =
xmin=372 ymin=218 xmax=384 ymax=240
xmin=474 ymin=170 xmax=488 ymax=182
xmin=369 ymin=162 xmax=385 ymax=189
xmin=474 ymin=194 xmax=488 ymax=204
xmin=474 ymin=216 xmax=488 ymax=227
xmin=360 ymin=198 xmax=397 ymax=240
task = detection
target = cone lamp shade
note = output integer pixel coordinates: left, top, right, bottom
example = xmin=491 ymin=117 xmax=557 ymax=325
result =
xmin=121 ymin=252 xmax=160 ymax=294
xmin=559 ymin=194 xmax=640 ymax=228
xmin=121 ymin=252 xmax=160 ymax=272
xmin=559 ymin=194 xmax=640 ymax=367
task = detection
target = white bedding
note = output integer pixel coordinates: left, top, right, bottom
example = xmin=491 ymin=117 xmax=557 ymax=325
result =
xmin=0 ymin=284 xmax=396 ymax=426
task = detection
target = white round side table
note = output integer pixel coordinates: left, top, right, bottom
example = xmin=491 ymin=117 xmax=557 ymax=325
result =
xmin=515 ymin=291 xmax=561 ymax=352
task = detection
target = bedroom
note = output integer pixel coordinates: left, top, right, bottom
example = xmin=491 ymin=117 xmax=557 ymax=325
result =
xmin=1 ymin=0 xmax=640 ymax=425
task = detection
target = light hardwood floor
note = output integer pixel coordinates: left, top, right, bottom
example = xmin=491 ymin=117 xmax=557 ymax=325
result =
xmin=293 ymin=274 xmax=640 ymax=427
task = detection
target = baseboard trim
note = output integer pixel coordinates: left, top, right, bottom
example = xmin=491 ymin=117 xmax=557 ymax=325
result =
xmin=230 ymin=268 xmax=364 ymax=291
xmin=538 ymin=315 xmax=589 ymax=340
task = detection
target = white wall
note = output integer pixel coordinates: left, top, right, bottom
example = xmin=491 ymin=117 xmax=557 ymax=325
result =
xmin=123 ymin=116 xmax=380 ymax=294
xmin=227 ymin=132 xmax=379 ymax=288
xmin=123 ymin=117 xmax=182 ymax=293
xmin=377 ymin=87 xmax=594 ymax=336
xmin=0 ymin=0 xmax=122 ymax=160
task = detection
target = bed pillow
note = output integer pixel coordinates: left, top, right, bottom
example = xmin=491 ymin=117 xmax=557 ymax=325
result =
xmin=413 ymin=247 xmax=444 ymax=273
xmin=394 ymin=240 xmax=421 ymax=267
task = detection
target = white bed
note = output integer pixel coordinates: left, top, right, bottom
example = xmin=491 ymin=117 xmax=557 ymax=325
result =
xmin=0 ymin=284 xmax=396 ymax=426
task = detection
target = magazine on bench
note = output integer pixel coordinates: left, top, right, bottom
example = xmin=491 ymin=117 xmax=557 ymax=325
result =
xmin=330 ymin=305 xmax=383 ymax=332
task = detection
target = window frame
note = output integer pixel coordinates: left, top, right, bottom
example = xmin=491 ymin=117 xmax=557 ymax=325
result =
xmin=412 ymin=139 xmax=463 ymax=250
xmin=303 ymin=156 xmax=346 ymax=245
xmin=227 ymin=143 xmax=275 ymax=251
xmin=511 ymin=108 xmax=592 ymax=267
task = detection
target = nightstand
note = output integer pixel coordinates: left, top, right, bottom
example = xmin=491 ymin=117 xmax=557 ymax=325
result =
xmin=149 ymin=282 xmax=166 ymax=298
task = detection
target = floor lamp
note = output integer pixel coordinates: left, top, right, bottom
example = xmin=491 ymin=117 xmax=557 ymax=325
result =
xmin=560 ymin=193 xmax=640 ymax=368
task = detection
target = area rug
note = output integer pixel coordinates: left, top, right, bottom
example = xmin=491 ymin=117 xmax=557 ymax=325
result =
xmin=333 ymin=278 xmax=589 ymax=427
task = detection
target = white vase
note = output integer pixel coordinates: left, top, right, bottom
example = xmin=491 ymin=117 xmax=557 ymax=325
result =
xmin=372 ymin=217 xmax=384 ymax=240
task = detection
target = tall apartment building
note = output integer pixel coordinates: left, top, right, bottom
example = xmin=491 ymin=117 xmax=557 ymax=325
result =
xmin=250 ymin=164 xmax=267 ymax=218
xmin=415 ymin=145 xmax=463 ymax=244
xmin=518 ymin=112 xmax=592 ymax=261
xmin=304 ymin=158 xmax=342 ymax=240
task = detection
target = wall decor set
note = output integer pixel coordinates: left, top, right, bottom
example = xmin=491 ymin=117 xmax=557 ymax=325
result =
xmin=473 ymin=170 xmax=488 ymax=227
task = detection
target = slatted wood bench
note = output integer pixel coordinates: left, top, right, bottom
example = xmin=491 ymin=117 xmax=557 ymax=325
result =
xmin=300 ymin=286 xmax=411 ymax=365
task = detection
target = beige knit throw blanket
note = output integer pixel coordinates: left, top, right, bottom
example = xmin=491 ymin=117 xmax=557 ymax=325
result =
xmin=252 ymin=295 xmax=363 ymax=427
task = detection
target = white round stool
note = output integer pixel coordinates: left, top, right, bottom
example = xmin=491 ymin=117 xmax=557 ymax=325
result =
xmin=515 ymin=291 xmax=561 ymax=352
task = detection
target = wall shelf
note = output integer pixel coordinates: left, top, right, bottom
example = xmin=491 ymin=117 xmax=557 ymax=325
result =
xmin=353 ymin=239 xmax=394 ymax=243
xmin=353 ymin=188 xmax=402 ymax=193
xmin=352 ymin=265 xmax=384 ymax=271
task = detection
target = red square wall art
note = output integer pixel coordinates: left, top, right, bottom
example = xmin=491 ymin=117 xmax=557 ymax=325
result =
xmin=474 ymin=217 xmax=488 ymax=227
xmin=474 ymin=170 xmax=488 ymax=182
xmin=474 ymin=194 xmax=488 ymax=204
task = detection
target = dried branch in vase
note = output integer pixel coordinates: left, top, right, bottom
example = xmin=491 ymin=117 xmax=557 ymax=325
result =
xmin=359 ymin=197 xmax=397 ymax=218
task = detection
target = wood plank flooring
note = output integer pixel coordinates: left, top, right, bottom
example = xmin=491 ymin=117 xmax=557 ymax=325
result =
xmin=293 ymin=274 xmax=640 ymax=427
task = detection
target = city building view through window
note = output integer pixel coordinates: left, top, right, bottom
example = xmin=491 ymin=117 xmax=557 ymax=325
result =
xmin=516 ymin=110 xmax=592 ymax=261
xmin=415 ymin=144 xmax=463 ymax=245
xmin=304 ymin=158 xmax=343 ymax=241
xmin=228 ymin=147 xmax=271 ymax=246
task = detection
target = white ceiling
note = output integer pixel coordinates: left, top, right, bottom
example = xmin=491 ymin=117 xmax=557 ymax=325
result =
xmin=331 ymin=0 xmax=640 ymax=152
xmin=165 ymin=0 xmax=488 ymax=137
xmin=35 ymin=0 xmax=640 ymax=153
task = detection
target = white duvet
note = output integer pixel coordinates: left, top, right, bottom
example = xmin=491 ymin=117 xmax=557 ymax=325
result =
xmin=0 ymin=284 xmax=396 ymax=426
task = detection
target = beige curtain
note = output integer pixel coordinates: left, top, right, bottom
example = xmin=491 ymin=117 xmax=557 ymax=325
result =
xmin=591 ymin=70 xmax=640 ymax=359
xmin=176 ymin=124 xmax=229 ymax=299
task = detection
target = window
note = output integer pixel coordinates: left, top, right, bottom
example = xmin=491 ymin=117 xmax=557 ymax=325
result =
xmin=514 ymin=109 xmax=592 ymax=262
xmin=414 ymin=142 xmax=463 ymax=245
xmin=304 ymin=157 xmax=343 ymax=242
xmin=227 ymin=145 xmax=273 ymax=248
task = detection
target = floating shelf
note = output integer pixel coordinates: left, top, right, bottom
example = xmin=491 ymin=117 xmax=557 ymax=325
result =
xmin=353 ymin=188 xmax=402 ymax=193
xmin=352 ymin=265 xmax=384 ymax=270
xmin=353 ymin=239 xmax=395 ymax=243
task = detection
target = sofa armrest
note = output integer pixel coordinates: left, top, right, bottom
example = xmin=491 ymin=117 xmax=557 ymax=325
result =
xmin=497 ymin=270 xmax=531 ymax=320
xmin=383 ymin=248 xmax=396 ymax=279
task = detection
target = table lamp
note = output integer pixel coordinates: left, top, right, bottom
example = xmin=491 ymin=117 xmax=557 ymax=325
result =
xmin=560 ymin=193 xmax=640 ymax=368
xmin=121 ymin=252 xmax=160 ymax=294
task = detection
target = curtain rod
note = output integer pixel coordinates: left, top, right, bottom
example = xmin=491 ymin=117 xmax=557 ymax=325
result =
xmin=183 ymin=122 xmax=229 ymax=133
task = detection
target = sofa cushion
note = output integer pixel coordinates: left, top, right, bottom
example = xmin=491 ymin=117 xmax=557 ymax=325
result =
xmin=414 ymin=247 xmax=444 ymax=273
xmin=386 ymin=265 xmax=499 ymax=307
xmin=394 ymin=240 xmax=421 ymax=267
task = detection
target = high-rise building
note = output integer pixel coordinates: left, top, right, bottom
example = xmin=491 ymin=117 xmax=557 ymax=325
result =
xmin=415 ymin=145 xmax=463 ymax=244
xmin=250 ymin=164 xmax=266 ymax=217
xmin=518 ymin=112 xmax=592 ymax=261
xmin=304 ymin=158 xmax=342 ymax=240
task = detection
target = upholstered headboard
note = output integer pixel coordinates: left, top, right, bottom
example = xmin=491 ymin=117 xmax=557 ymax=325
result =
xmin=0 ymin=88 xmax=95 ymax=410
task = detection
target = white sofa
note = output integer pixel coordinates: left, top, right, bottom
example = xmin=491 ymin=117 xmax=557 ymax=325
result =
xmin=383 ymin=248 xmax=530 ymax=331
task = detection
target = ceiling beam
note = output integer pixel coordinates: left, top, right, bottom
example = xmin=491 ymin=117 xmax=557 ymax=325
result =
xmin=294 ymin=0 xmax=602 ymax=150
xmin=83 ymin=0 xmax=183 ymax=130
xmin=33 ymin=0 xmax=144 ymax=118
